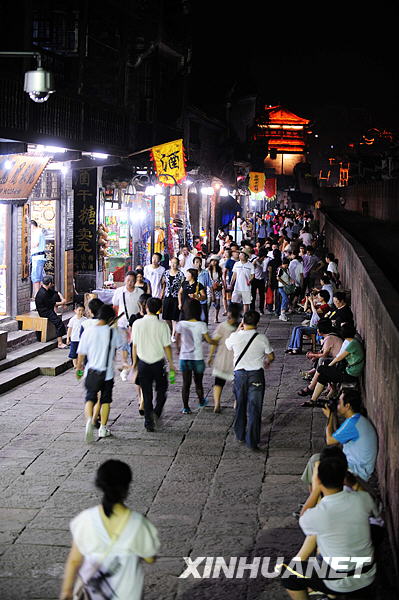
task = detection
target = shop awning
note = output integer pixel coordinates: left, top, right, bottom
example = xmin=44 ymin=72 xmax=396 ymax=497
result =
xmin=220 ymin=194 xmax=242 ymax=227
xmin=0 ymin=155 xmax=50 ymax=201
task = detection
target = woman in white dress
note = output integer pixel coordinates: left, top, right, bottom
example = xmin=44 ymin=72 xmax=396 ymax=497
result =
xmin=208 ymin=303 xmax=241 ymax=413
xmin=60 ymin=460 xmax=159 ymax=600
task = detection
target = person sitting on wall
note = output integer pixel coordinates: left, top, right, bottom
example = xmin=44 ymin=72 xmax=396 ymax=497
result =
xmin=325 ymin=291 xmax=354 ymax=330
xmin=285 ymin=290 xmax=331 ymax=354
xmin=280 ymin=452 xmax=378 ymax=599
xmin=300 ymin=323 xmax=364 ymax=407
xmin=35 ymin=275 xmax=68 ymax=348
xmin=300 ymin=389 xmax=378 ymax=492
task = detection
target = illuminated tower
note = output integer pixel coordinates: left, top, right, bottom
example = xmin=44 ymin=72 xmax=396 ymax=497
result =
xmin=253 ymin=105 xmax=310 ymax=176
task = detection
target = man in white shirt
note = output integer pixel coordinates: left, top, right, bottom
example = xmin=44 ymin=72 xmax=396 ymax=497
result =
xmin=250 ymin=251 xmax=267 ymax=313
xmin=326 ymin=253 xmax=339 ymax=285
xmin=225 ymin=310 xmax=274 ymax=450
xmin=112 ymin=271 xmax=143 ymax=378
xmin=178 ymin=245 xmax=196 ymax=274
xmin=280 ymin=455 xmax=377 ymax=598
xmin=143 ymin=253 xmax=165 ymax=298
xmin=230 ymin=251 xmax=255 ymax=313
xmin=132 ymin=297 xmax=176 ymax=432
xmin=299 ymin=228 xmax=313 ymax=246
xmin=76 ymin=304 xmax=123 ymax=442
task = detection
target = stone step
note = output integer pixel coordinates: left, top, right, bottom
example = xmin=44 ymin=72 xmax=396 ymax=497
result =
xmin=0 ymin=338 xmax=65 ymax=374
xmin=6 ymin=330 xmax=38 ymax=352
xmin=0 ymin=347 xmax=73 ymax=395
xmin=0 ymin=317 xmax=19 ymax=333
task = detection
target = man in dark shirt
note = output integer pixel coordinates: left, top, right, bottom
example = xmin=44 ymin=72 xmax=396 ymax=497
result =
xmin=326 ymin=291 xmax=354 ymax=330
xmin=35 ymin=275 xmax=67 ymax=348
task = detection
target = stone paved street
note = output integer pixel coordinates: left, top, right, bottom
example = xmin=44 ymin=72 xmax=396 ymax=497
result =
xmin=0 ymin=313 xmax=394 ymax=599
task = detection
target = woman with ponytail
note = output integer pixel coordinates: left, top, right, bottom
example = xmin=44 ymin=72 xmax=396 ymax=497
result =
xmin=60 ymin=460 xmax=159 ymax=600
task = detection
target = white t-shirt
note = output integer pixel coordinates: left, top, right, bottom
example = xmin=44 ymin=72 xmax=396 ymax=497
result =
xmin=277 ymin=267 xmax=291 ymax=288
xmin=225 ymin=329 xmax=273 ymax=371
xmin=70 ymin=506 xmax=160 ymax=600
xmin=339 ymin=339 xmax=350 ymax=354
xmin=322 ymin=283 xmax=334 ymax=304
xmin=232 ymin=261 xmax=255 ymax=291
xmin=299 ymin=490 xmax=378 ymax=593
xmin=77 ymin=325 xmax=123 ymax=381
xmin=300 ymin=232 xmax=313 ymax=246
xmin=112 ymin=286 xmax=143 ymax=328
xmin=81 ymin=318 xmax=99 ymax=331
xmin=31 ymin=228 xmax=46 ymax=263
xmin=143 ymin=265 xmax=165 ymax=298
xmin=68 ymin=315 xmax=87 ymax=342
xmin=327 ymin=261 xmax=339 ymax=275
xmin=175 ymin=320 xmax=208 ymax=361
xmin=289 ymin=259 xmax=303 ymax=285
xmin=178 ymin=252 xmax=195 ymax=274
xmin=253 ymin=259 xmax=266 ymax=280
xmin=131 ymin=315 xmax=171 ymax=364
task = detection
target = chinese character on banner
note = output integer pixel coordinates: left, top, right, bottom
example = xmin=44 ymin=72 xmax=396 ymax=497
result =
xmin=249 ymin=172 xmax=265 ymax=194
xmin=151 ymin=139 xmax=186 ymax=185
xmin=79 ymin=205 xmax=96 ymax=225
xmin=265 ymin=177 xmax=277 ymax=199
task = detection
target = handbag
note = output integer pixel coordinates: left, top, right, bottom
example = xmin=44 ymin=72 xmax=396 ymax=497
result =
xmin=85 ymin=329 xmax=114 ymax=393
xmin=284 ymin=283 xmax=296 ymax=295
xmin=74 ymin=509 xmax=131 ymax=600
xmin=234 ymin=332 xmax=259 ymax=368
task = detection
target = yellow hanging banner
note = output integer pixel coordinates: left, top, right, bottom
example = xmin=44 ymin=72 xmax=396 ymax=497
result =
xmin=249 ymin=172 xmax=265 ymax=194
xmin=151 ymin=139 xmax=186 ymax=185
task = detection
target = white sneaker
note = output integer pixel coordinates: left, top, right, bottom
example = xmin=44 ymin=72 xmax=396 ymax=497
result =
xmin=279 ymin=314 xmax=288 ymax=322
xmin=98 ymin=425 xmax=111 ymax=438
xmin=120 ymin=368 xmax=129 ymax=382
xmin=301 ymin=319 xmax=310 ymax=326
xmin=85 ymin=419 xmax=94 ymax=443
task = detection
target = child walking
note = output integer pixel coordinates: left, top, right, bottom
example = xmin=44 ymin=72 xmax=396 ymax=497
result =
xmin=67 ymin=304 xmax=87 ymax=368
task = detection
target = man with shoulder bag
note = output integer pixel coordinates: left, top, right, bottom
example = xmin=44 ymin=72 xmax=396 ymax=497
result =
xmin=76 ymin=305 xmax=123 ymax=443
xmin=225 ymin=310 xmax=274 ymax=450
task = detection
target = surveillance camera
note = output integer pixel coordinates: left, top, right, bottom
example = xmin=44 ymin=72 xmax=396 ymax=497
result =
xmin=24 ymin=67 xmax=55 ymax=103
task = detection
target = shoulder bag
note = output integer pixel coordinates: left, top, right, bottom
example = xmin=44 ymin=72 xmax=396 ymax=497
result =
xmin=234 ymin=332 xmax=258 ymax=368
xmin=85 ymin=329 xmax=114 ymax=393
xmin=122 ymin=292 xmax=129 ymax=322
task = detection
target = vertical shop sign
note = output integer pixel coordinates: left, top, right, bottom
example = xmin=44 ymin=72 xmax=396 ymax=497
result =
xmin=44 ymin=239 xmax=55 ymax=279
xmin=21 ymin=204 xmax=30 ymax=279
xmin=249 ymin=172 xmax=266 ymax=194
xmin=72 ymin=169 xmax=97 ymax=272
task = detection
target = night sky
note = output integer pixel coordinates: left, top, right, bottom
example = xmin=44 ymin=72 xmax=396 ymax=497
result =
xmin=190 ymin=4 xmax=399 ymax=129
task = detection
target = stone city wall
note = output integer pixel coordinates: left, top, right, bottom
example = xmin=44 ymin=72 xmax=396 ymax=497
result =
xmin=320 ymin=211 xmax=399 ymax=572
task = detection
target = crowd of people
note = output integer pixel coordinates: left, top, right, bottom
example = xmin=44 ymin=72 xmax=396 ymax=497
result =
xmin=56 ymin=206 xmax=383 ymax=599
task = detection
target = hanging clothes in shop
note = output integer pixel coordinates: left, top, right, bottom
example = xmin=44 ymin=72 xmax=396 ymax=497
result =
xmin=154 ymin=227 xmax=165 ymax=254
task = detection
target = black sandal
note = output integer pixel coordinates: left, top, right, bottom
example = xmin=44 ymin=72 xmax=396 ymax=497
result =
xmin=298 ymin=387 xmax=313 ymax=397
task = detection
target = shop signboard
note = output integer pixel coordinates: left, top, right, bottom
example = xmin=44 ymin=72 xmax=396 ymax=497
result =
xmin=31 ymin=200 xmax=57 ymax=282
xmin=0 ymin=155 xmax=49 ymax=200
xmin=21 ymin=204 xmax=30 ymax=279
xmin=151 ymin=139 xmax=186 ymax=184
xmin=72 ymin=168 xmax=97 ymax=273
xmin=249 ymin=172 xmax=265 ymax=194
xmin=44 ymin=239 xmax=55 ymax=279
